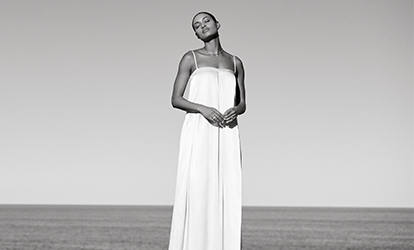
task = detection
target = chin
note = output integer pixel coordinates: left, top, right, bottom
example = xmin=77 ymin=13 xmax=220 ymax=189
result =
xmin=201 ymin=32 xmax=219 ymax=42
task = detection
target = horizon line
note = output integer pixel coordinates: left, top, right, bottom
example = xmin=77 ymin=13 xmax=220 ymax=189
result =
xmin=1 ymin=203 xmax=413 ymax=209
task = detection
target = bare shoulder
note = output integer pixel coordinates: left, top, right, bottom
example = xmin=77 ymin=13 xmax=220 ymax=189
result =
xmin=180 ymin=51 xmax=195 ymax=65
xmin=233 ymin=55 xmax=245 ymax=74
xmin=234 ymin=55 xmax=243 ymax=66
xmin=178 ymin=51 xmax=196 ymax=72
xmin=225 ymin=51 xmax=243 ymax=66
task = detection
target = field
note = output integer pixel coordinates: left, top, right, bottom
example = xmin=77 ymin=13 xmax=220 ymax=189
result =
xmin=0 ymin=205 xmax=412 ymax=250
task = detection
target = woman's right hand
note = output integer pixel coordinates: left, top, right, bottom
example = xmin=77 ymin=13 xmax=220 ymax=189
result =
xmin=198 ymin=105 xmax=225 ymax=128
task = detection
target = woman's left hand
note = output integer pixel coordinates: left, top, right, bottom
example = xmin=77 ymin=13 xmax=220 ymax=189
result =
xmin=223 ymin=107 xmax=238 ymax=124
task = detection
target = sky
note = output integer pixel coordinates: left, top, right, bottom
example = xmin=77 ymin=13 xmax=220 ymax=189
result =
xmin=0 ymin=0 xmax=412 ymax=208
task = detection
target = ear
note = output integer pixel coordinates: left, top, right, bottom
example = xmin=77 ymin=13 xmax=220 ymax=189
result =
xmin=216 ymin=22 xmax=221 ymax=29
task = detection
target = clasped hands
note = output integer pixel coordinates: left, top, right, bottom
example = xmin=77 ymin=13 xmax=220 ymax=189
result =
xmin=200 ymin=106 xmax=237 ymax=128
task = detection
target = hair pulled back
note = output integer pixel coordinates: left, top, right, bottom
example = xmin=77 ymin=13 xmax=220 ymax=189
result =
xmin=192 ymin=11 xmax=218 ymax=31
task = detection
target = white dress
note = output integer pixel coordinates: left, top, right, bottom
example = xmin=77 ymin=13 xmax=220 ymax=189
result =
xmin=169 ymin=51 xmax=242 ymax=250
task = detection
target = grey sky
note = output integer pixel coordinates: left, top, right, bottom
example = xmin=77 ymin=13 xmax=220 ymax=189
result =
xmin=1 ymin=0 xmax=412 ymax=207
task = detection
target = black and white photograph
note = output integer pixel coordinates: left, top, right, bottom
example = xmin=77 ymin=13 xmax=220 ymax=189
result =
xmin=1 ymin=0 xmax=413 ymax=249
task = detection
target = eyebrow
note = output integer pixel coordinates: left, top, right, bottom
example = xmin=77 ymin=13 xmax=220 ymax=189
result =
xmin=193 ymin=15 xmax=211 ymax=26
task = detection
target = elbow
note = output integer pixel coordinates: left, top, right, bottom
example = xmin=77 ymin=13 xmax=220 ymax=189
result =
xmin=171 ymin=96 xmax=179 ymax=109
xmin=239 ymin=102 xmax=246 ymax=115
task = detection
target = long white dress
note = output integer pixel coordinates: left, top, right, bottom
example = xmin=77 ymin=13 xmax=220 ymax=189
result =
xmin=169 ymin=51 xmax=242 ymax=250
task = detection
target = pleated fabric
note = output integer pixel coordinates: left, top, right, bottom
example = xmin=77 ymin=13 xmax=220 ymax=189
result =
xmin=168 ymin=52 xmax=242 ymax=250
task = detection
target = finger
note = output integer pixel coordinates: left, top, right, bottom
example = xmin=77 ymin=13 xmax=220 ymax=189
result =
xmin=224 ymin=110 xmax=234 ymax=118
xmin=209 ymin=118 xmax=222 ymax=128
xmin=211 ymin=114 xmax=225 ymax=127
xmin=216 ymin=110 xmax=225 ymax=117
xmin=227 ymin=111 xmax=236 ymax=119
xmin=225 ymin=113 xmax=237 ymax=122
xmin=214 ymin=111 xmax=225 ymax=123
xmin=213 ymin=119 xmax=224 ymax=128
xmin=224 ymin=117 xmax=233 ymax=123
xmin=215 ymin=114 xmax=226 ymax=128
xmin=223 ymin=109 xmax=233 ymax=116
xmin=228 ymin=109 xmax=236 ymax=116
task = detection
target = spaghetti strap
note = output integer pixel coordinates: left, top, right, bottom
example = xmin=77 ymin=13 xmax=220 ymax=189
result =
xmin=233 ymin=55 xmax=236 ymax=73
xmin=191 ymin=50 xmax=198 ymax=69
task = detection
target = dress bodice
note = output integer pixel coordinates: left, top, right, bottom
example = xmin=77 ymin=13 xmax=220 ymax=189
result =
xmin=187 ymin=67 xmax=236 ymax=114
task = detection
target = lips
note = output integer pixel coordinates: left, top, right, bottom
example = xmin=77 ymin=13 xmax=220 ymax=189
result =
xmin=202 ymin=27 xmax=209 ymax=33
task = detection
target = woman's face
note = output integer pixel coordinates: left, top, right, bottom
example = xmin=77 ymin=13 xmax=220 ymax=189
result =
xmin=192 ymin=13 xmax=220 ymax=41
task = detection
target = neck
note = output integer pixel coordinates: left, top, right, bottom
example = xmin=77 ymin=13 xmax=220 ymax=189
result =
xmin=203 ymin=38 xmax=223 ymax=55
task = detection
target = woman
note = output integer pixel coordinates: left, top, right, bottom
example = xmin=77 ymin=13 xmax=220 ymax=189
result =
xmin=169 ymin=11 xmax=246 ymax=250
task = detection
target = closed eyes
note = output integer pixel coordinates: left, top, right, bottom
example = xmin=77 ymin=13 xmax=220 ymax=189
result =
xmin=194 ymin=17 xmax=211 ymax=29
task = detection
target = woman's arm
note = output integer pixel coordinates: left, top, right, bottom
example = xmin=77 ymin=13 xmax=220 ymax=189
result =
xmin=171 ymin=51 xmax=226 ymax=127
xmin=171 ymin=51 xmax=199 ymax=113
xmin=234 ymin=56 xmax=246 ymax=115
xmin=224 ymin=56 xmax=246 ymax=123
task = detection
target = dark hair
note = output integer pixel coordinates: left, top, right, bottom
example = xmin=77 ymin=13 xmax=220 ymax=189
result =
xmin=192 ymin=11 xmax=218 ymax=31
